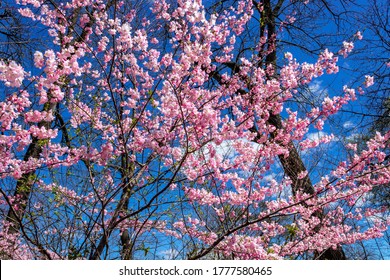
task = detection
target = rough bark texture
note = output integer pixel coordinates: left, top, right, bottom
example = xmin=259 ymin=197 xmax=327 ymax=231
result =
xmin=268 ymin=115 xmax=346 ymax=260
xmin=6 ymin=102 xmax=56 ymax=234
xmin=260 ymin=0 xmax=346 ymax=259
xmin=210 ymin=0 xmax=347 ymax=260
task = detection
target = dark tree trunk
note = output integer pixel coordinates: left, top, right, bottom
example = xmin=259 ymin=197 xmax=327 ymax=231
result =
xmin=260 ymin=0 xmax=346 ymax=259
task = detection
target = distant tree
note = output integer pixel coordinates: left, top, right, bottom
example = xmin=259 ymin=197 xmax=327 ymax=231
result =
xmin=0 ymin=0 xmax=38 ymax=62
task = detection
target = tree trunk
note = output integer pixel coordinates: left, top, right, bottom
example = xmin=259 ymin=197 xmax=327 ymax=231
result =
xmin=260 ymin=0 xmax=346 ymax=259
xmin=6 ymin=102 xmax=56 ymax=234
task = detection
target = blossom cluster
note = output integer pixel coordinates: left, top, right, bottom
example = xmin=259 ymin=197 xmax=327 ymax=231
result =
xmin=0 ymin=0 xmax=388 ymax=260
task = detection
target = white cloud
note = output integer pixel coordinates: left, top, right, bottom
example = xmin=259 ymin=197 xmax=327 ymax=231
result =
xmin=295 ymin=80 xmax=329 ymax=105
xmin=354 ymin=192 xmax=373 ymax=208
xmin=263 ymin=173 xmax=277 ymax=182
xmin=305 ymin=131 xmax=333 ymax=142
xmin=213 ymin=139 xmax=237 ymax=160
xmin=197 ymin=138 xmax=260 ymax=163
xmin=308 ymin=80 xmax=328 ymax=101
xmin=345 ymin=133 xmax=361 ymax=142
xmin=158 ymin=248 xmax=179 ymax=260
xmin=343 ymin=121 xmax=355 ymax=129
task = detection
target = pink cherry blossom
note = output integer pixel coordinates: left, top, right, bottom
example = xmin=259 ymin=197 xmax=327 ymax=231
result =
xmin=0 ymin=61 xmax=25 ymax=87
xmin=0 ymin=0 xmax=387 ymax=261
xmin=364 ymin=75 xmax=374 ymax=87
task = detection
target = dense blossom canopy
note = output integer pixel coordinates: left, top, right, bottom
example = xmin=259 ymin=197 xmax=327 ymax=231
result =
xmin=0 ymin=0 xmax=389 ymax=260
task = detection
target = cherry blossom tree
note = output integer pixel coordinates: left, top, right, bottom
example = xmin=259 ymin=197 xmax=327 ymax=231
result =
xmin=0 ymin=0 xmax=389 ymax=260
